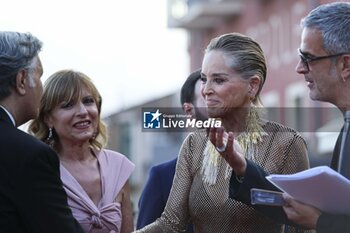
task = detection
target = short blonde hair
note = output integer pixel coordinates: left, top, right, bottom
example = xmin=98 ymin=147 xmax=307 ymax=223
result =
xmin=29 ymin=69 xmax=108 ymax=150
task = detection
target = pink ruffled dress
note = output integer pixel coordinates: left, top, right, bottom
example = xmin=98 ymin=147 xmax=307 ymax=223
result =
xmin=60 ymin=149 xmax=135 ymax=233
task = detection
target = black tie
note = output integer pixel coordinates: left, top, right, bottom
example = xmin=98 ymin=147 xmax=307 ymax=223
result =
xmin=338 ymin=111 xmax=350 ymax=179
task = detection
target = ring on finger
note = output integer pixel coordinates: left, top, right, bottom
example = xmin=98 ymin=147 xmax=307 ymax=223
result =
xmin=216 ymin=144 xmax=226 ymax=153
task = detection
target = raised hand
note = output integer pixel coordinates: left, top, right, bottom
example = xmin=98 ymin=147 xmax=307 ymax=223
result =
xmin=208 ymin=127 xmax=247 ymax=176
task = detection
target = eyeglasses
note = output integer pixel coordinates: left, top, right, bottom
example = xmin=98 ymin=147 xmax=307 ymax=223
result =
xmin=298 ymin=49 xmax=346 ymax=72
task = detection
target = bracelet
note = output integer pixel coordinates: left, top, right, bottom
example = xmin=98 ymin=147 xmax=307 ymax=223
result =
xmin=236 ymin=175 xmax=244 ymax=183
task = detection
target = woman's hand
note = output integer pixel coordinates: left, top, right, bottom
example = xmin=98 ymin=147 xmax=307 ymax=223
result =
xmin=208 ymin=127 xmax=247 ymax=176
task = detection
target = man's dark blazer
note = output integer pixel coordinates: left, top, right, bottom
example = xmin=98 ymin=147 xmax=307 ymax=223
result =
xmin=136 ymin=158 xmax=194 ymax=233
xmin=229 ymin=130 xmax=350 ymax=233
xmin=0 ymin=107 xmax=83 ymax=233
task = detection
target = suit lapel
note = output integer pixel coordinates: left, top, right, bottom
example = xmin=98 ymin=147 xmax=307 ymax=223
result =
xmin=331 ymin=126 xmax=344 ymax=170
xmin=0 ymin=107 xmax=14 ymax=126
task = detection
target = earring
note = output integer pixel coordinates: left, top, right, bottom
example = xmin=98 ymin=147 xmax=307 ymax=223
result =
xmin=248 ymin=93 xmax=255 ymax=103
xmin=46 ymin=127 xmax=54 ymax=147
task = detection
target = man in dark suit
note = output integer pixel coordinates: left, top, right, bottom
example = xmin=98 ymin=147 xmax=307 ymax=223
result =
xmin=214 ymin=2 xmax=350 ymax=233
xmin=0 ymin=31 xmax=83 ymax=233
xmin=136 ymin=69 xmax=206 ymax=232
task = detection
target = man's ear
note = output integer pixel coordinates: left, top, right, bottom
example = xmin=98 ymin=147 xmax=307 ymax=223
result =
xmin=15 ymin=69 xmax=27 ymax=96
xmin=248 ymin=75 xmax=261 ymax=97
xmin=340 ymin=54 xmax=350 ymax=81
xmin=183 ymin=102 xmax=195 ymax=116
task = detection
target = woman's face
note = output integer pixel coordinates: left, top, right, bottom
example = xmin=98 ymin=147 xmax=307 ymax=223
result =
xmin=45 ymin=87 xmax=99 ymax=146
xmin=201 ymin=50 xmax=252 ymax=118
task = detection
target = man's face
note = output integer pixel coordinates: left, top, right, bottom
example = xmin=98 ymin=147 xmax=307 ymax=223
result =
xmin=296 ymin=27 xmax=343 ymax=104
xmin=25 ymin=57 xmax=43 ymax=120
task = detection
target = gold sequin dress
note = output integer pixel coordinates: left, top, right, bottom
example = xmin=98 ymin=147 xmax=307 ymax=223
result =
xmin=135 ymin=121 xmax=311 ymax=233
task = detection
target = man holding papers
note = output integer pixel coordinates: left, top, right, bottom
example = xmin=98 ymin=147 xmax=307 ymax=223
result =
xmin=216 ymin=2 xmax=350 ymax=233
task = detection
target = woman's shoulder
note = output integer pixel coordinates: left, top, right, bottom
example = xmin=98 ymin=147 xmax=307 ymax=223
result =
xmin=262 ymin=120 xmax=302 ymax=136
xmin=99 ymin=148 xmax=125 ymax=158
xmin=261 ymin=120 xmax=306 ymax=144
xmin=97 ymin=148 xmax=134 ymax=167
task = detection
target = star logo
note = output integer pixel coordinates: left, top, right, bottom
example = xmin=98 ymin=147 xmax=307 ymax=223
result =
xmin=150 ymin=109 xmax=162 ymax=123
xmin=143 ymin=109 xmax=162 ymax=129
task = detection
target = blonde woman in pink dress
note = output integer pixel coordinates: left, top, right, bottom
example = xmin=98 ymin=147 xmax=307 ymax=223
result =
xmin=29 ymin=70 xmax=134 ymax=233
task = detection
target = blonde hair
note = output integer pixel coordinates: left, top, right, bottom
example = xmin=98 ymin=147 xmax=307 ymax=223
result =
xmin=29 ymin=69 xmax=108 ymax=150
xmin=205 ymin=32 xmax=267 ymax=107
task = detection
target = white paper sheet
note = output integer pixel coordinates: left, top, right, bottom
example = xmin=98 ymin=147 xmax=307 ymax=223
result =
xmin=266 ymin=166 xmax=350 ymax=214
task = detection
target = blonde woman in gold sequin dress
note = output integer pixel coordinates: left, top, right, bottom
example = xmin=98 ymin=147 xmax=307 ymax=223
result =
xmin=135 ymin=33 xmax=312 ymax=233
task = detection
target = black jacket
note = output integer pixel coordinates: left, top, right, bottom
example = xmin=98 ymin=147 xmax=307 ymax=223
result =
xmin=0 ymin=107 xmax=83 ymax=233
xmin=229 ymin=130 xmax=350 ymax=233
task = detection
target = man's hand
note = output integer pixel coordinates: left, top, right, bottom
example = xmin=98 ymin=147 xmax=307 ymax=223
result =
xmin=283 ymin=193 xmax=321 ymax=229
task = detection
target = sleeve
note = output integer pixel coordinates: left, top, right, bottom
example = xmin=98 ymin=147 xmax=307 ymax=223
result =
xmin=16 ymin=146 xmax=84 ymax=233
xmin=229 ymin=132 xmax=312 ymax=231
xmin=137 ymin=167 xmax=165 ymax=229
xmin=117 ymin=155 xmax=135 ymax=194
xmin=277 ymin=134 xmax=314 ymax=233
xmin=135 ymin=134 xmax=195 ymax=233
xmin=316 ymin=212 xmax=350 ymax=232
xmin=229 ymin=160 xmax=290 ymax=223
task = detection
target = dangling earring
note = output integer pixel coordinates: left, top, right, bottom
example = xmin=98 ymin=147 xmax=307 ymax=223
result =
xmin=242 ymin=103 xmax=267 ymax=155
xmin=46 ymin=127 xmax=54 ymax=147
